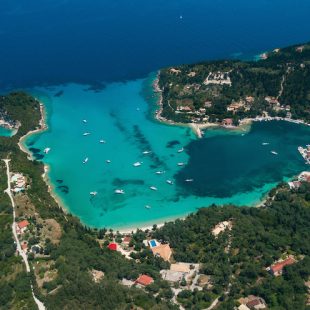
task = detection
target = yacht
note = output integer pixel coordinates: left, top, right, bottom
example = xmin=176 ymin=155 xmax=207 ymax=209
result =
xmin=106 ymin=159 xmax=111 ymax=163
xmin=177 ymin=147 xmax=184 ymax=153
xmin=90 ymin=191 xmax=97 ymax=196
xmin=99 ymin=139 xmax=106 ymax=144
xmin=177 ymin=162 xmax=185 ymax=166
xmin=166 ymin=180 xmax=173 ymax=185
xmin=262 ymin=142 xmax=269 ymax=145
xmin=185 ymin=179 xmax=194 ymax=182
xmin=133 ymin=162 xmax=142 ymax=167
xmin=145 ymin=205 xmax=151 ymax=209
xmin=150 ymin=186 xmax=158 ymax=191
xmin=83 ymin=157 xmax=89 ymax=164
xmin=43 ymin=147 xmax=51 ymax=154
xmin=115 ymin=189 xmax=125 ymax=194
xmin=83 ymin=132 xmax=91 ymax=136
xmin=271 ymin=151 xmax=278 ymax=155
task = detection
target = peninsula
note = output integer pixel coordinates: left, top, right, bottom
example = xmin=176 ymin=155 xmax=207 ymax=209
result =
xmin=156 ymin=42 xmax=310 ymax=134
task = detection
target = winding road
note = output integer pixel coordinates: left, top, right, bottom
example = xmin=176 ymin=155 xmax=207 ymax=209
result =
xmin=2 ymin=159 xmax=46 ymax=310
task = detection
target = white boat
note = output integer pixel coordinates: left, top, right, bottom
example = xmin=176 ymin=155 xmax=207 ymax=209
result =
xmin=177 ymin=162 xmax=185 ymax=166
xmin=115 ymin=189 xmax=125 ymax=194
xmin=177 ymin=147 xmax=184 ymax=153
xmin=43 ymin=147 xmax=51 ymax=154
xmin=155 ymin=171 xmax=165 ymax=175
xmin=145 ymin=205 xmax=151 ymax=209
xmin=106 ymin=159 xmax=111 ymax=163
xmin=166 ymin=180 xmax=173 ymax=185
xmin=83 ymin=157 xmax=89 ymax=164
xmin=262 ymin=142 xmax=269 ymax=145
xmin=271 ymin=151 xmax=278 ymax=155
xmin=142 ymin=150 xmax=151 ymax=155
xmin=150 ymin=186 xmax=158 ymax=191
xmin=83 ymin=132 xmax=91 ymax=136
xmin=99 ymin=139 xmax=106 ymax=144
xmin=90 ymin=191 xmax=97 ymax=196
xmin=82 ymin=119 xmax=87 ymax=123
xmin=185 ymin=179 xmax=194 ymax=182
xmin=133 ymin=162 xmax=142 ymax=167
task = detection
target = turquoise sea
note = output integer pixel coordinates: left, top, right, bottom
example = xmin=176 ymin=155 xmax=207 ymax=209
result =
xmin=0 ymin=126 xmax=14 ymax=137
xmin=24 ymin=76 xmax=309 ymax=229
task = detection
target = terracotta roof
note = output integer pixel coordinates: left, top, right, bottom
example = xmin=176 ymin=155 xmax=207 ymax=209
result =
xmin=18 ymin=220 xmax=29 ymax=229
xmin=135 ymin=274 xmax=154 ymax=286
xmin=123 ymin=236 xmax=131 ymax=244
xmin=170 ymin=263 xmax=190 ymax=273
xmin=21 ymin=243 xmax=28 ymax=250
xmin=271 ymin=257 xmax=295 ymax=273
xmin=151 ymin=244 xmax=172 ymax=261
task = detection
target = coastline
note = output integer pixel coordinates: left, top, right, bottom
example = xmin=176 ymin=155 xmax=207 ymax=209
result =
xmin=17 ymin=101 xmax=68 ymax=214
xmin=18 ymin=102 xmax=47 ymax=160
xmin=153 ymin=74 xmax=310 ymax=138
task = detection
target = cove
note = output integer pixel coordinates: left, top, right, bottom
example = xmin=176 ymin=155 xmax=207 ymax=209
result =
xmin=23 ymin=77 xmax=309 ymax=229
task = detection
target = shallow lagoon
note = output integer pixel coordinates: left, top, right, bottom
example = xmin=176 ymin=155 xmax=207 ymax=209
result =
xmin=25 ymin=78 xmax=309 ymax=229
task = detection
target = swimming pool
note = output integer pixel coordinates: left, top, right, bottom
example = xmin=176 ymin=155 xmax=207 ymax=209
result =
xmin=149 ymin=240 xmax=157 ymax=248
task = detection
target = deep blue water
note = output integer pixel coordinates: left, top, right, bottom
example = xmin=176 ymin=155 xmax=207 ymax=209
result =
xmin=0 ymin=0 xmax=310 ymax=89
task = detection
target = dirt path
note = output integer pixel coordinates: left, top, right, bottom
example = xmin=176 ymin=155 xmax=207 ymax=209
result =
xmin=2 ymin=159 xmax=46 ymax=310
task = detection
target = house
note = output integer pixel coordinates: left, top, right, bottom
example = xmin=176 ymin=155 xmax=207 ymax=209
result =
xmin=170 ymin=68 xmax=181 ymax=74
xmin=238 ymin=295 xmax=267 ymax=310
xmin=107 ymin=243 xmax=117 ymax=251
xmin=265 ymin=96 xmax=279 ymax=106
xmin=298 ymin=171 xmax=310 ymax=182
xmin=296 ymin=46 xmax=304 ymax=53
xmin=151 ymin=244 xmax=172 ymax=261
xmin=187 ymin=71 xmax=196 ymax=77
xmin=222 ymin=118 xmax=233 ymax=127
xmin=135 ymin=274 xmax=154 ymax=286
xmin=269 ymin=257 xmax=296 ymax=276
xmin=288 ymin=180 xmax=301 ymax=190
xmin=21 ymin=242 xmax=28 ymax=253
xmin=170 ymin=263 xmax=190 ymax=273
xmin=16 ymin=219 xmax=30 ymax=234
xmin=245 ymin=96 xmax=255 ymax=103
xmin=212 ymin=220 xmax=233 ymax=237
xmin=177 ymin=106 xmax=192 ymax=112
xmin=122 ymin=236 xmax=131 ymax=246
xmin=161 ymin=263 xmax=191 ymax=283
xmin=204 ymin=101 xmax=212 ymax=108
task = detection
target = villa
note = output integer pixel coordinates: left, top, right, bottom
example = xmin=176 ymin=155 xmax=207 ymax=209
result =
xmin=237 ymin=295 xmax=267 ymax=310
xmin=148 ymin=239 xmax=172 ymax=261
xmin=135 ymin=274 xmax=154 ymax=287
xmin=16 ymin=219 xmax=30 ymax=235
xmin=268 ymin=256 xmax=296 ymax=276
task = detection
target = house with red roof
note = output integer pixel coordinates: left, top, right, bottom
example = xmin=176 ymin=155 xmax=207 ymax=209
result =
xmin=269 ymin=257 xmax=296 ymax=276
xmin=122 ymin=236 xmax=131 ymax=246
xmin=16 ymin=219 xmax=30 ymax=234
xmin=135 ymin=274 xmax=154 ymax=287
xmin=107 ymin=243 xmax=117 ymax=251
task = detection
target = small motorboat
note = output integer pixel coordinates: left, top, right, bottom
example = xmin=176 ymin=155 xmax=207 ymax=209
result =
xmin=43 ymin=147 xmax=51 ymax=154
xmin=142 ymin=150 xmax=151 ymax=155
xmin=185 ymin=179 xmax=194 ymax=182
xmin=83 ymin=157 xmax=89 ymax=164
xmin=90 ymin=191 xmax=97 ymax=196
xmin=99 ymin=140 xmax=106 ymax=144
xmin=83 ymin=132 xmax=91 ymax=136
xmin=155 ymin=171 xmax=165 ymax=175
xmin=150 ymin=186 xmax=158 ymax=191
xmin=177 ymin=147 xmax=184 ymax=153
xmin=166 ymin=180 xmax=173 ymax=185
xmin=106 ymin=160 xmax=111 ymax=163
xmin=177 ymin=162 xmax=185 ymax=166
xmin=145 ymin=205 xmax=151 ymax=209
xmin=82 ymin=119 xmax=87 ymax=123
xmin=133 ymin=162 xmax=142 ymax=167
xmin=115 ymin=189 xmax=125 ymax=194
xmin=271 ymin=151 xmax=278 ymax=155
xmin=262 ymin=142 xmax=269 ymax=145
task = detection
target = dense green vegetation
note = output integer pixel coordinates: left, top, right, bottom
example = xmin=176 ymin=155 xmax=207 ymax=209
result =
xmin=152 ymin=182 xmax=310 ymax=309
xmin=158 ymin=42 xmax=310 ymax=124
